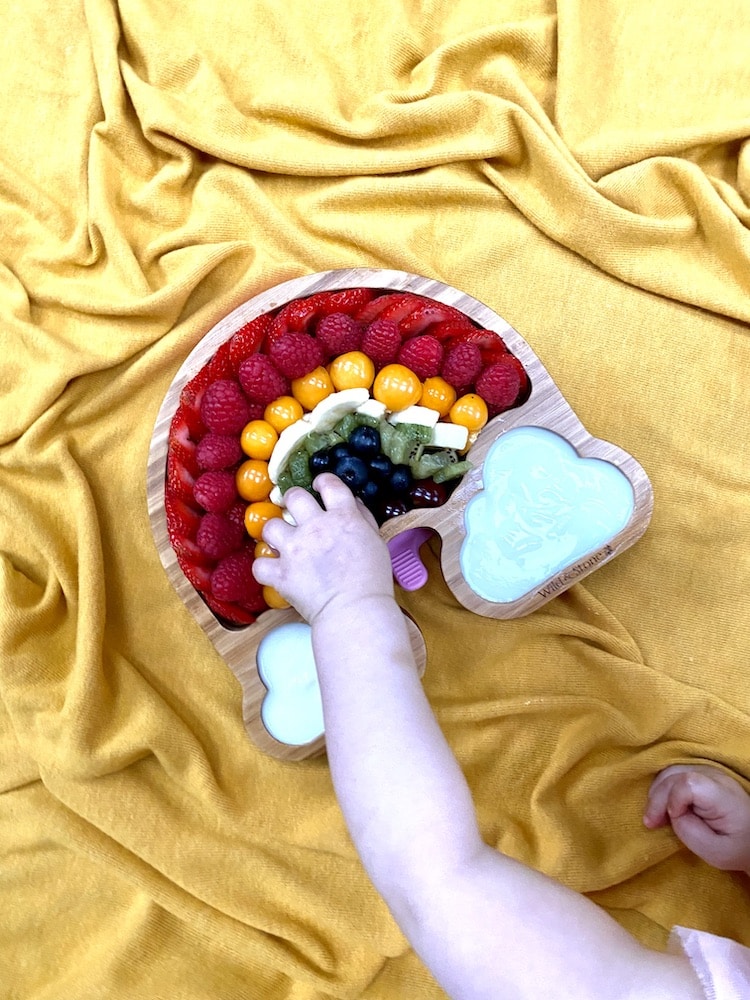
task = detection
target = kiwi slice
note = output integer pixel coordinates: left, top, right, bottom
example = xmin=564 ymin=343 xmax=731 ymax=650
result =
xmin=433 ymin=460 xmax=472 ymax=483
xmin=288 ymin=449 xmax=313 ymax=488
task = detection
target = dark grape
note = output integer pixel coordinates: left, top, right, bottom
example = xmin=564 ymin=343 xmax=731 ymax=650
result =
xmin=380 ymin=499 xmax=409 ymax=520
xmin=409 ymin=480 xmax=448 ymax=508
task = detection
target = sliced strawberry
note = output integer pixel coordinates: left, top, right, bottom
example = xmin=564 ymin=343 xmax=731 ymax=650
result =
xmin=448 ymin=327 xmax=510 ymax=365
xmin=399 ymin=301 xmax=471 ymax=338
xmin=207 ymin=340 xmax=234 ymax=381
xmin=168 ymin=408 xmax=200 ymax=476
xmin=355 ymin=292 xmax=410 ymax=323
xmin=378 ymin=294 xmax=431 ymax=326
xmin=430 ymin=319 xmax=476 ymax=342
xmin=165 ymin=492 xmax=201 ymax=541
xmin=501 ymin=353 xmax=531 ymax=398
xmin=229 ymin=314 xmax=270 ymax=372
xmin=267 ymin=288 xmax=376 ymax=346
xmin=204 ymin=595 xmax=259 ymax=627
xmin=267 ymin=299 xmax=319 ymax=345
xmin=171 ymin=534 xmax=215 ymax=568
xmin=312 ymin=287 xmax=375 ymax=317
xmin=166 ymin=450 xmax=197 ymax=504
xmin=176 ymin=553 xmax=213 ymax=594
xmin=179 ymin=368 xmax=210 ymax=439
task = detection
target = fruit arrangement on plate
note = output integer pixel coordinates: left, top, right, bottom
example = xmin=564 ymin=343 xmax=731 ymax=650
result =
xmin=164 ymin=287 xmax=531 ymax=628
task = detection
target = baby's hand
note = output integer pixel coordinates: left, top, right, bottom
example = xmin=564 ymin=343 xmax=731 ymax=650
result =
xmin=644 ymin=764 xmax=750 ymax=874
xmin=252 ymin=474 xmax=394 ymax=624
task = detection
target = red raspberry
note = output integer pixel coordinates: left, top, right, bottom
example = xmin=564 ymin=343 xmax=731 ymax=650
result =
xmin=193 ymin=471 xmax=238 ymax=513
xmin=269 ymin=332 xmax=324 ymax=380
xmin=315 ymin=313 xmax=362 ymax=356
xmin=226 ymin=500 xmax=248 ymax=532
xmin=196 ymin=512 xmax=244 ymax=560
xmin=196 ymin=433 xmax=243 ymax=471
xmin=200 ymin=380 xmax=251 ymax=435
xmin=210 ymin=548 xmax=265 ymax=606
xmin=397 ymin=335 xmax=444 ymax=380
xmin=476 ymin=357 xmax=527 ymax=412
xmin=441 ymin=342 xmax=483 ymax=392
xmin=360 ymin=319 xmax=401 ymax=368
xmin=238 ymin=354 xmax=289 ymax=405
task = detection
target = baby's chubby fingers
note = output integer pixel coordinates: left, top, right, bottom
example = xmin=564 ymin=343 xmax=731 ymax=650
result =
xmin=644 ymin=766 xmax=722 ymax=828
xmin=312 ymin=473 xmax=360 ymax=512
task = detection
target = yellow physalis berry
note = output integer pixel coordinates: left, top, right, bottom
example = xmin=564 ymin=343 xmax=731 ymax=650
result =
xmin=262 ymin=585 xmax=290 ymax=609
xmin=254 ymin=540 xmax=277 ymax=559
xmin=291 ymin=366 xmax=334 ymax=410
xmin=236 ymin=459 xmax=273 ymax=502
xmin=372 ymin=364 xmax=422 ymax=411
xmin=328 ymin=351 xmax=375 ymax=391
xmin=264 ymin=395 xmax=304 ymax=433
xmin=243 ymin=500 xmax=284 ymax=540
xmin=420 ymin=376 xmax=457 ymax=418
xmin=449 ymin=393 xmax=489 ymax=433
xmin=240 ymin=419 xmax=278 ymax=460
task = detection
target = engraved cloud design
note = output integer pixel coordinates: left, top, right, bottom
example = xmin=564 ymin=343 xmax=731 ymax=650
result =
xmin=460 ymin=427 xmax=635 ymax=604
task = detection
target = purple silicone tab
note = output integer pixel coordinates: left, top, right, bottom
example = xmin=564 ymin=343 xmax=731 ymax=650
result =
xmin=387 ymin=527 xmax=434 ymax=591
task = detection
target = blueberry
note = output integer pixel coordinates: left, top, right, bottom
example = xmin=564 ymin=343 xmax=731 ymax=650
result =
xmin=330 ymin=443 xmax=351 ymax=463
xmin=389 ymin=465 xmax=413 ymax=493
xmin=348 ymin=425 xmax=381 ymax=459
xmin=359 ymin=480 xmax=382 ymax=512
xmin=309 ymin=450 xmax=332 ymax=475
xmin=333 ymin=455 xmax=369 ymax=491
xmin=369 ymin=454 xmax=394 ymax=481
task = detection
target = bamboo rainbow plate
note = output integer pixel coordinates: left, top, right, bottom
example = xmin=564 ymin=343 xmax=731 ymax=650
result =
xmin=147 ymin=268 xmax=653 ymax=760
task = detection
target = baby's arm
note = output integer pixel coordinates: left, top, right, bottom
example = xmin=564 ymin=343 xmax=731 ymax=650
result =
xmin=644 ymin=764 xmax=750 ymax=874
xmin=254 ymin=476 xmax=703 ymax=1000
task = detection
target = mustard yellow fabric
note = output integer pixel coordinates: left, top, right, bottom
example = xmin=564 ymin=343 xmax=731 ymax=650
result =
xmin=2 ymin=1 xmax=749 ymax=996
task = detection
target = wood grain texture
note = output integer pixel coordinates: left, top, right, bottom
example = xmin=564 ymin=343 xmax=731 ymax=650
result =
xmin=147 ymin=267 xmax=653 ymax=758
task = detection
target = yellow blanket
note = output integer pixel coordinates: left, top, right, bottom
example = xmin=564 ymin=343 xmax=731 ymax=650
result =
xmin=2 ymin=1 xmax=749 ymax=996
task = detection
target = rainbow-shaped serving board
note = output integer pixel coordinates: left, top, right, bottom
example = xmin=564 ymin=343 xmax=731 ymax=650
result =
xmin=147 ymin=268 xmax=653 ymax=760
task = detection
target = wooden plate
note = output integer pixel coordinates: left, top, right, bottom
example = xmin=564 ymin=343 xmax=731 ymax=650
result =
xmin=147 ymin=268 xmax=653 ymax=759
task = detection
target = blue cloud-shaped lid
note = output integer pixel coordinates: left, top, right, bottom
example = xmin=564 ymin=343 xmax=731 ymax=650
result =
xmin=460 ymin=427 xmax=635 ymax=604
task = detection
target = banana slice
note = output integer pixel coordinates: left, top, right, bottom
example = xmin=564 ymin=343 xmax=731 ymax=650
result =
xmin=308 ymin=388 xmax=370 ymax=432
xmin=268 ymin=388 xmax=371 ymax=483
xmin=356 ymin=398 xmax=387 ymax=421
xmin=429 ymin=422 xmax=469 ymax=450
xmin=269 ymin=485 xmax=285 ymax=506
xmin=268 ymin=421 xmax=315 ymax=483
xmin=388 ymin=404 xmax=440 ymax=428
